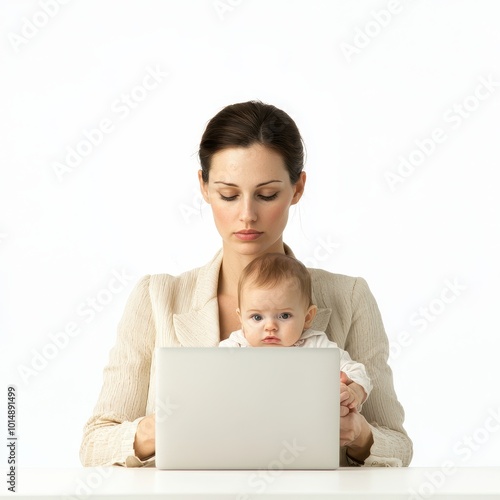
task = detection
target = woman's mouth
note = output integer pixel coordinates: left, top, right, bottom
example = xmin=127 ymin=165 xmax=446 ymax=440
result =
xmin=234 ymin=230 xmax=263 ymax=241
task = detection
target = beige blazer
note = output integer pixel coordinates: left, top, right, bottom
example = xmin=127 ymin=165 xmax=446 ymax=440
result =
xmin=80 ymin=246 xmax=412 ymax=468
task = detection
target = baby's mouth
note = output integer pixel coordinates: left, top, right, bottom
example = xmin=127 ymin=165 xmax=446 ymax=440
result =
xmin=262 ymin=336 xmax=280 ymax=344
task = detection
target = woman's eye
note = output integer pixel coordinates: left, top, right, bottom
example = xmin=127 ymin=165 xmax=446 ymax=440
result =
xmin=251 ymin=315 xmax=263 ymax=321
xmin=220 ymin=194 xmax=237 ymax=201
xmin=258 ymin=193 xmax=278 ymax=201
xmin=219 ymin=193 xmax=278 ymax=202
xmin=278 ymin=313 xmax=291 ymax=320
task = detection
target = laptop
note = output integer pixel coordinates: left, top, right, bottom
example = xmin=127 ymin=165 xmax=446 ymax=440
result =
xmin=155 ymin=347 xmax=340 ymax=470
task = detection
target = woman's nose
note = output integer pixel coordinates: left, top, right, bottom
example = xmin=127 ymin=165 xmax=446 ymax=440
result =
xmin=239 ymin=198 xmax=257 ymax=223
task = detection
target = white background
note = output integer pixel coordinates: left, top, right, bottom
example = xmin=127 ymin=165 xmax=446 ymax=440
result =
xmin=1 ymin=0 xmax=499 ymax=470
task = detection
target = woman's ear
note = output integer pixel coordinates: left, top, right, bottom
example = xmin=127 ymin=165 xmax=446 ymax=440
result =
xmin=198 ymin=170 xmax=210 ymax=203
xmin=291 ymin=171 xmax=306 ymax=205
xmin=303 ymin=303 xmax=317 ymax=329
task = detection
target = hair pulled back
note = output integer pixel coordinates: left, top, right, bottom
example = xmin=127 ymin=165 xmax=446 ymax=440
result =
xmin=198 ymin=100 xmax=305 ymax=184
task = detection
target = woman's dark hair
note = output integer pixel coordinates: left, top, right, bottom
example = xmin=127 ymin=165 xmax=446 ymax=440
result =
xmin=198 ymin=100 xmax=305 ymax=184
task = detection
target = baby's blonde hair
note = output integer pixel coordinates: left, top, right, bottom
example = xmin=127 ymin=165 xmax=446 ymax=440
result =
xmin=237 ymin=253 xmax=313 ymax=308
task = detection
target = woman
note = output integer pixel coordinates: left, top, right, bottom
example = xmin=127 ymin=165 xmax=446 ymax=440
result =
xmin=80 ymin=101 xmax=412 ymax=467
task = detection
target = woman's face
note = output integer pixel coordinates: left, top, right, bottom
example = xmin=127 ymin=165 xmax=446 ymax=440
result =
xmin=199 ymin=143 xmax=305 ymax=257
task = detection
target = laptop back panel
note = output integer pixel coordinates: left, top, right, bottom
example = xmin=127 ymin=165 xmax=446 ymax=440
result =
xmin=156 ymin=347 xmax=340 ymax=470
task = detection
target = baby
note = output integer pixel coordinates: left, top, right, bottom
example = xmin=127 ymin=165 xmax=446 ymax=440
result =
xmin=219 ymin=253 xmax=372 ymax=412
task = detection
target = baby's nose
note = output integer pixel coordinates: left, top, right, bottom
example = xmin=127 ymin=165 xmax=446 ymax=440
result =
xmin=264 ymin=319 xmax=278 ymax=331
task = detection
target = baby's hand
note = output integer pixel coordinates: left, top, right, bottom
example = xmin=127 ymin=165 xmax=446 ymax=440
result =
xmin=340 ymin=383 xmax=358 ymax=409
xmin=339 ymin=371 xmax=365 ymax=412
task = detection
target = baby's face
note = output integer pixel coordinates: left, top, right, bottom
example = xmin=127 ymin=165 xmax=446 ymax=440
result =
xmin=237 ymin=280 xmax=316 ymax=347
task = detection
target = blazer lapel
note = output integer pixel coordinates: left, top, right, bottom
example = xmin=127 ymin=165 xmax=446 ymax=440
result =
xmin=285 ymin=244 xmax=332 ymax=331
xmin=173 ymin=250 xmax=223 ymax=347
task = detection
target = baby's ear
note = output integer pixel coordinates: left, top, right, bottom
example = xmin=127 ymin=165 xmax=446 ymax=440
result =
xmin=304 ymin=304 xmax=317 ymax=329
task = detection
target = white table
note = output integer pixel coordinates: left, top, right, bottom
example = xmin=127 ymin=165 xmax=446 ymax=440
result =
xmin=3 ymin=467 xmax=500 ymax=499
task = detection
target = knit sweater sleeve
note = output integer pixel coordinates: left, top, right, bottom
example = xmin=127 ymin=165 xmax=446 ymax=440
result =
xmin=343 ymin=277 xmax=413 ymax=467
xmin=79 ymin=275 xmax=156 ymax=467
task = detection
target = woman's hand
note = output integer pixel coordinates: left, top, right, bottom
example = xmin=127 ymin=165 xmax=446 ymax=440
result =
xmin=133 ymin=414 xmax=156 ymax=460
xmin=339 ymin=371 xmax=373 ymax=463
xmin=340 ymin=407 xmax=374 ymax=463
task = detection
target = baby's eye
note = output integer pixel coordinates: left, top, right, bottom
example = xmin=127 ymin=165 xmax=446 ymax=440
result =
xmin=278 ymin=313 xmax=291 ymax=320
xmin=251 ymin=314 xmax=263 ymax=321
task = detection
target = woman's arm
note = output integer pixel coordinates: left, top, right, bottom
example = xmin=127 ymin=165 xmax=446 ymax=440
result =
xmin=79 ymin=275 xmax=156 ymax=467
xmin=343 ymin=277 xmax=413 ymax=466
